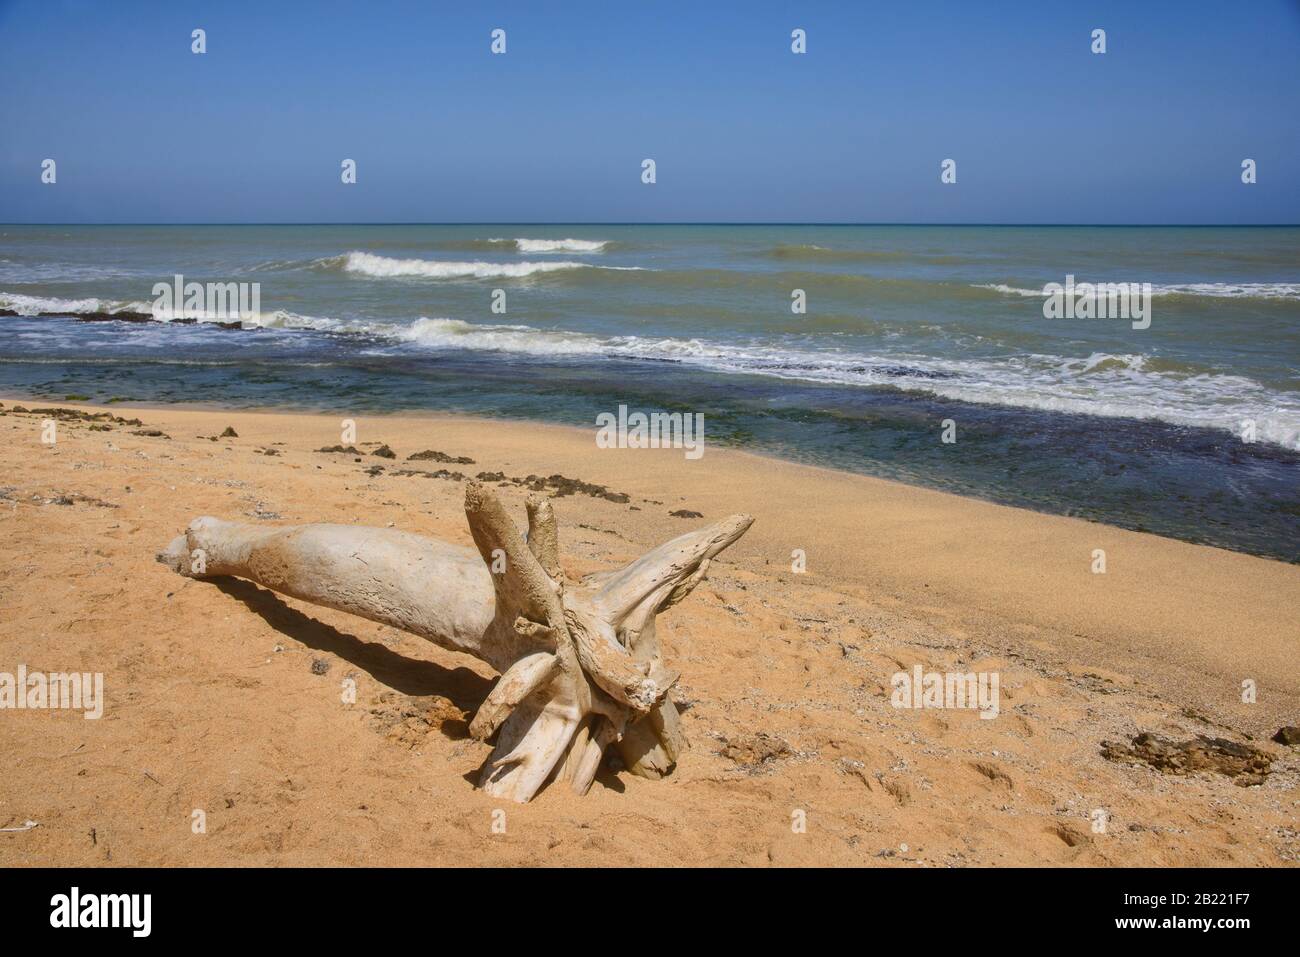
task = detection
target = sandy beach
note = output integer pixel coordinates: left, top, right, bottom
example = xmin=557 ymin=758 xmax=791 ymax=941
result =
xmin=0 ymin=398 xmax=1296 ymax=867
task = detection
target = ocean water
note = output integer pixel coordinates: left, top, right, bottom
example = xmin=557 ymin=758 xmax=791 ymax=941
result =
xmin=1 ymin=224 xmax=1297 ymax=561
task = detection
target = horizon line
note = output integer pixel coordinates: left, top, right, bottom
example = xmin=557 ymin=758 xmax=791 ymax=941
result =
xmin=3 ymin=222 xmax=1299 ymax=228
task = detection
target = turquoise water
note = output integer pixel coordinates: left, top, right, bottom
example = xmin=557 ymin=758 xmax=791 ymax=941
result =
xmin=1 ymin=224 xmax=1297 ymax=559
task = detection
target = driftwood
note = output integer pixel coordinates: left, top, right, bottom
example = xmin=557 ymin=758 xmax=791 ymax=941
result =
xmin=158 ymin=481 xmax=752 ymax=802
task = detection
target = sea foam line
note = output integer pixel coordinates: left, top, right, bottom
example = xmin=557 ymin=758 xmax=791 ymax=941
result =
xmin=380 ymin=316 xmax=1300 ymax=449
xmin=5 ymin=290 xmax=1297 ymax=449
xmin=488 ymin=238 xmax=609 ymax=253
xmin=0 ymin=291 xmax=329 ymax=328
xmin=978 ymin=281 xmax=1300 ymax=301
xmin=340 ymin=251 xmax=639 ymax=279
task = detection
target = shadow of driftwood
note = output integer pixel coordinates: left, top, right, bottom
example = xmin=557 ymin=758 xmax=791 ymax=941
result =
xmin=212 ymin=577 xmax=492 ymax=717
xmin=215 ymin=576 xmax=630 ymax=795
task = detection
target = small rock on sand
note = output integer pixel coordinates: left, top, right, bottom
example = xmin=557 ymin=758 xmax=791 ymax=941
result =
xmin=1272 ymin=726 xmax=1300 ymax=746
xmin=407 ymin=449 xmax=474 ymax=465
xmin=718 ymin=732 xmax=791 ymax=772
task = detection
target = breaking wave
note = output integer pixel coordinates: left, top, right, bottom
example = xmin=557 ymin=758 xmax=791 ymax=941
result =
xmin=489 ymin=238 xmax=609 ymax=253
xmin=336 ymin=251 xmax=636 ymax=279
xmin=0 ymin=291 xmax=326 ymax=328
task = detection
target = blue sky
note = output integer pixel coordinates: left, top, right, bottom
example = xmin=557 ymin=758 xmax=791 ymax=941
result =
xmin=1 ymin=0 xmax=1297 ymax=223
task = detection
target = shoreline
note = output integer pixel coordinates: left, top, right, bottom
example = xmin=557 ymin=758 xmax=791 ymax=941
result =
xmin=5 ymin=393 xmax=1299 ymax=708
xmin=4 ymin=365 xmax=1297 ymax=565
xmin=1 ymin=397 xmax=1297 ymax=865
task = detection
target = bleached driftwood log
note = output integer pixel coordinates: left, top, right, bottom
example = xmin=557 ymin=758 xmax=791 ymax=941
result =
xmin=158 ymin=481 xmax=752 ymax=802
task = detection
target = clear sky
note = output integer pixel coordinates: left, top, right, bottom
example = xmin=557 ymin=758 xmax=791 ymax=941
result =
xmin=1 ymin=0 xmax=1297 ymax=224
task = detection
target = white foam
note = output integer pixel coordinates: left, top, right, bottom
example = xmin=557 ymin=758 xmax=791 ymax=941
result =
xmin=4 ymin=292 xmax=150 ymax=315
xmin=342 ymin=251 xmax=605 ymax=279
xmin=978 ymin=282 xmax=1300 ymax=300
xmin=6 ymin=289 xmax=1296 ymax=450
xmin=0 ymin=291 xmax=332 ymax=329
xmin=489 ymin=238 xmax=609 ymax=254
xmin=394 ymin=317 xmax=610 ymax=355
xmin=387 ymin=317 xmax=1300 ymax=448
xmin=918 ymin=354 xmax=1300 ymax=449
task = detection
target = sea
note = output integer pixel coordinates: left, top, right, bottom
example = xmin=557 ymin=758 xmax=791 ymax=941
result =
xmin=1 ymin=224 xmax=1296 ymax=561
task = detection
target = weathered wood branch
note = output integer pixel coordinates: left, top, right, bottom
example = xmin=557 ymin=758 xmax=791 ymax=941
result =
xmin=159 ymin=480 xmax=752 ymax=802
xmin=468 ymin=652 xmax=559 ymax=742
xmin=525 ymin=494 xmax=562 ymax=580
